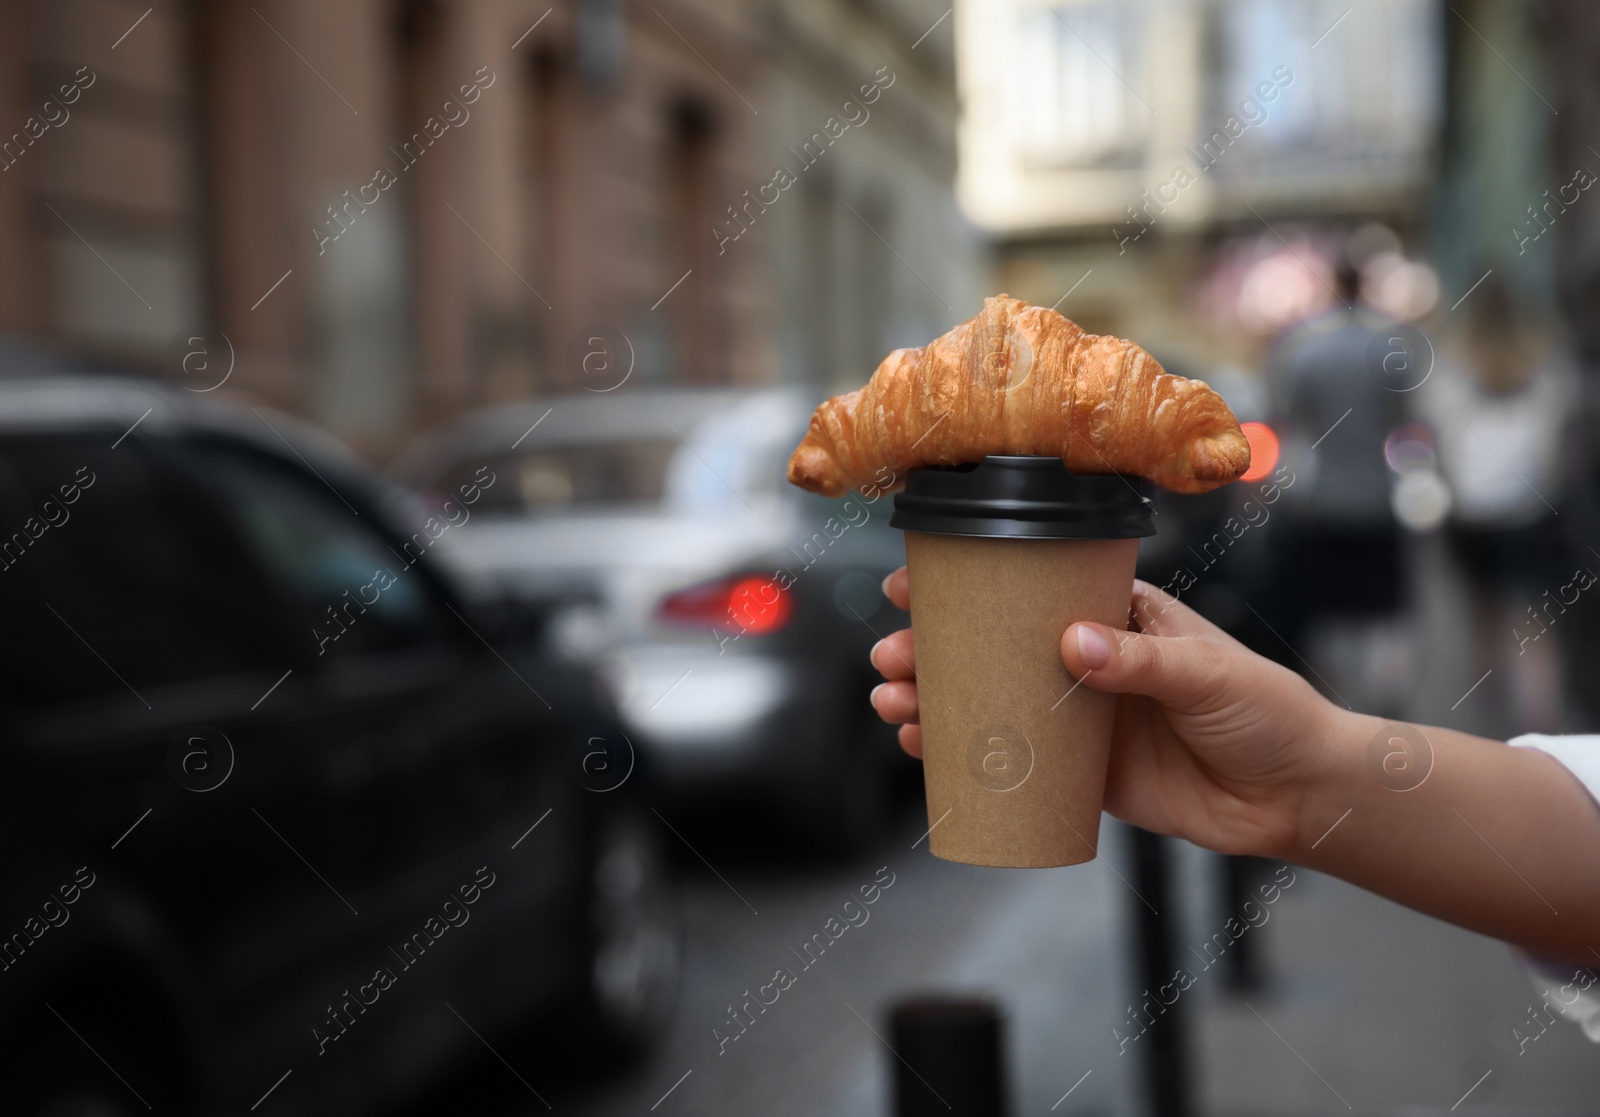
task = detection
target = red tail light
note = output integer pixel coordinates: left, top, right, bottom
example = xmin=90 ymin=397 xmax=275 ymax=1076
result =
xmin=657 ymin=574 xmax=793 ymax=635
xmin=1239 ymin=421 xmax=1280 ymax=483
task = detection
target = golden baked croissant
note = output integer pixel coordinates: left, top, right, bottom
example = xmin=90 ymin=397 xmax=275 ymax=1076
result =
xmin=787 ymin=294 xmax=1250 ymax=495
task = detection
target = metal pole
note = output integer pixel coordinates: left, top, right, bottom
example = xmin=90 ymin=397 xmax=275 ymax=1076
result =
xmin=1130 ymin=827 xmax=1190 ymax=1117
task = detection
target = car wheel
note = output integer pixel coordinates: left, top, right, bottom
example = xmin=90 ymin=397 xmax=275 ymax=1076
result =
xmin=580 ymin=806 xmax=682 ymax=1057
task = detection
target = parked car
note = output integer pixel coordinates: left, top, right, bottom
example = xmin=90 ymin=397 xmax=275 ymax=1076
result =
xmin=0 ymin=370 xmax=679 ymax=1115
xmin=391 ymin=388 xmax=912 ymax=849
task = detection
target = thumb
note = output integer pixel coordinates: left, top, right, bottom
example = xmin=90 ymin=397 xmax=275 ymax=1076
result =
xmin=1062 ymin=622 xmax=1226 ymax=711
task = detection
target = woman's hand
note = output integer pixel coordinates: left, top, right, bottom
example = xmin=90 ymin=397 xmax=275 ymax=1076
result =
xmin=869 ymin=568 xmax=1341 ymax=859
xmin=873 ymin=567 xmax=1600 ymax=960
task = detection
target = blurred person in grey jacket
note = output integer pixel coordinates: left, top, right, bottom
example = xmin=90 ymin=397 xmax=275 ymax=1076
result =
xmin=1270 ymin=257 xmax=1408 ymax=663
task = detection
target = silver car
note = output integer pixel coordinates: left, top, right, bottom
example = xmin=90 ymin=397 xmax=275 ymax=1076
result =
xmin=392 ymin=388 xmax=911 ymax=849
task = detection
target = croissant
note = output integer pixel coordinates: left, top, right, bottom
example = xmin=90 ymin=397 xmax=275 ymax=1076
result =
xmin=786 ymin=295 xmax=1250 ymax=495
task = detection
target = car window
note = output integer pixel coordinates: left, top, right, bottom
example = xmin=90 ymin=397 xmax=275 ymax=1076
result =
xmin=427 ymin=439 xmax=677 ymax=514
xmin=663 ymin=394 xmax=811 ymax=513
xmin=0 ymin=435 xmax=288 ymax=709
xmin=190 ymin=440 xmax=455 ymax=658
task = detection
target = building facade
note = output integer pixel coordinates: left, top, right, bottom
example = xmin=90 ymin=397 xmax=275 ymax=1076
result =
xmin=954 ymin=0 xmax=1444 ymax=377
xmin=0 ymin=0 xmax=978 ymax=458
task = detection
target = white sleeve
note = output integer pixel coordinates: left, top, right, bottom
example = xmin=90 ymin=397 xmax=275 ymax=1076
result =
xmin=1508 ymin=733 xmax=1600 ymax=808
xmin=1506 ymin=733 xmax=1600 ymax=1044
xmin=1515 ymin=952 xmax=1600 ymax=1045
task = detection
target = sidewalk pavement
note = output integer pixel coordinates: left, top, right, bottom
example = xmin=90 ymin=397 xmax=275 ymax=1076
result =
xmin=1190 ymin=862 xmax=1599 ymax=1116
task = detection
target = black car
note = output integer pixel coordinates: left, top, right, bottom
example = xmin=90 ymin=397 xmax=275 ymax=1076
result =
xmin=0 ymin=373 xmax=678 ymax=1114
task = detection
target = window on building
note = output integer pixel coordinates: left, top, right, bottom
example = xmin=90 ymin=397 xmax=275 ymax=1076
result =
xmin=25 ymin=4 xmax=204 ymax=364
xmin=1220 ymin=0 xmax=1342 ymax=143
xmin=525 ymin=42 xmax=565 ymax=392
xmin=1006 ymin=3 xmax=1148 ymax=165
xmin=840 ymin=188 xmax=891 ymax=389
xmin=1216 ymin=0 xmax=1441 ymax=155
xmin=665 ymin=96 xmax=721 ymax=383
xmin=797 ymin=168 xmax=837 ymax=383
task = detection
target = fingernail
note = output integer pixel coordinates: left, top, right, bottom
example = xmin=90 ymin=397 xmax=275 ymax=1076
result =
xmin=870 ymin=683 xmax=886 ymax=706
xmin=869 ymin=638 xmax=884 ymax=665
xmin=881 ymin=573 xmax=894 ymax=597
xmin=1076 ymin=625 xmax=1111 ymax=669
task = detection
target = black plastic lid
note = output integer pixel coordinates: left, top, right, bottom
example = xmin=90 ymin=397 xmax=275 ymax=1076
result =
xmin=890 ymin=455 xmax=1156 ymax=539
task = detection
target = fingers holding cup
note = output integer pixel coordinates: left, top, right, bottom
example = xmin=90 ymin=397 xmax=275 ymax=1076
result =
xmin=898 ymin=723 xmax=923 ymax=759
xmin=882 ymin=566 xmax=910 ymax=611
xmin=871 ymin=680 xmax=920 ymax=726
xmin=870 ymin=630 xmax=916 ymax=680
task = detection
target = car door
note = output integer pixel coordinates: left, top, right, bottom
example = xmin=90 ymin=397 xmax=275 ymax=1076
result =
xmin=169 ymin=433 xmax=586 ymax=1101
xmin=0 ymin=428 xmax=332 ymax=1109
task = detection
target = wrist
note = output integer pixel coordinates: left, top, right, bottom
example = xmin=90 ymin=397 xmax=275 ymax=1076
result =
xmin=1282 ymin=703 xmax=1385 ymax=865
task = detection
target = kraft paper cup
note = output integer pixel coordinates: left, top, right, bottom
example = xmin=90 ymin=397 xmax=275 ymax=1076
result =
xmin=891 ymin=456 xmax=1154 ymax=868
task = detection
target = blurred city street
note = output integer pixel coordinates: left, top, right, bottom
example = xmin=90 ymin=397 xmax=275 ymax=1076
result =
xmin=4 ymin=0 xmax=1600 ymax=1112
xmin=464 ymin=802 xmax=1600 ymax=1117
xmin=549 ymin=807 xmax=1138 ymax=1117
xmin=396 ymin=531 xmax=1600 ymax=1117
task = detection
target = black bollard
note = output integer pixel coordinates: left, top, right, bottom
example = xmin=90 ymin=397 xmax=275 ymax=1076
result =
xmin=889 ymin=997 xmax=1008 ymax=1117
xmin=1130 ymin=827 xmax=1190 ymax=1117
xmin=1218 ymin=854 xmax=1271 ymax=993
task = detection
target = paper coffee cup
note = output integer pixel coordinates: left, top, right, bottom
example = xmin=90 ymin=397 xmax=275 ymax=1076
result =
xmin=891 ymin=456 xmax=1154 ymax=868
